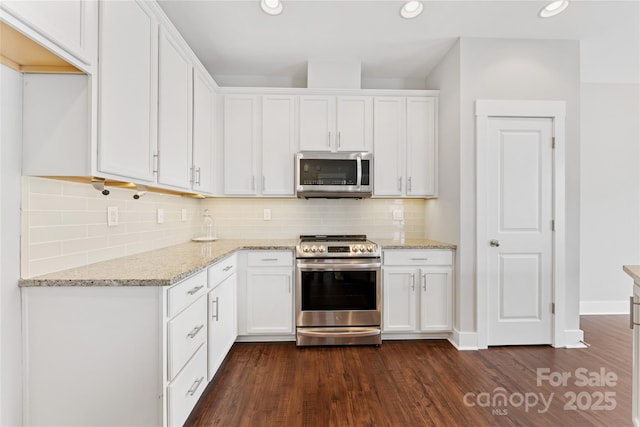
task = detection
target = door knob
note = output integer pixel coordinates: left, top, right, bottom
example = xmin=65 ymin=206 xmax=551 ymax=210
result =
xmin=490 ymin=239 xmax=500 ymax=247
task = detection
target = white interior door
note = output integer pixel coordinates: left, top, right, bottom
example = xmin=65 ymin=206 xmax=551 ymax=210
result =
xmin=486 ymin=116 xmax=554 ymax=346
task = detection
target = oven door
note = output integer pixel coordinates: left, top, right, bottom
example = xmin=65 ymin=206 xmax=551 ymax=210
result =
xmin=296 ymin=258 xmax=381 ymax=328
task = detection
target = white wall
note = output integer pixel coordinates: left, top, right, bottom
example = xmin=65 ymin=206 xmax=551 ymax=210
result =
xmin=424 ymin=40 xmax=462 ymax=332
xmin=460 ymin=38 xmax=582 ymax=337
xmin=1 ymin=65 xmax=23 ymax=427
xmin=580 ymin=83 xmax=640 ymax=313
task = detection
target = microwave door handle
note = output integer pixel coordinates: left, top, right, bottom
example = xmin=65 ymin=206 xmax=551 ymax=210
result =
xmin=356 ymin=156 xmax=362 ymax=188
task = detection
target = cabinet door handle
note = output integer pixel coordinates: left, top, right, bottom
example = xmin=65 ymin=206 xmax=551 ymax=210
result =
xmin=190 ymin=166 xmax=195 ymax=184
xmin=212 ymin=297 xmax=219 ymax=321
xmin=187 ymin=285 xmax=204 ymax=295
xmin=187 ymin=376 xmax=205 ymax=396
xmin=262 ymin=175 xmax=266 ymax=191
xmin=187 ymin=324 xmax=205 ymax=339
xmin=630 ymin=296 xmax=640 ymax=329
xmin=411 ymin=274 xmax=415 ymax=292
xmin=153 ymin=152 xmax=159 ymax=174
xmin=408 ymin=177 xmax=412 ymax=192
xmin=422 ymin=274 xmax=427 ymax=291
xmin=196 ymin=167 xmax=201 ymax=186
xmin=252 ymin=176 xmax=256 ymax=192
xmin=223 ymin=265 xmax=233 ymax=272
xmin=338 ymin=131 xmax=342 ymax=148
xmin=397 ymin=177 xmax=402 ymax=192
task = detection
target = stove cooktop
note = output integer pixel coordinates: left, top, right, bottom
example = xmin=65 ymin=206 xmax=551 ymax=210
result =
xmin=296 ymin=234 xmax=380 ymax=258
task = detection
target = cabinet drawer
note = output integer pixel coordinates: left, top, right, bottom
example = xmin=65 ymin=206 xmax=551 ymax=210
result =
xmin=167 ymin=270 xmax=207 ymax=318
xmin=383 ymin=250 xmax=453 ymax=266
xmin=247 ymin=251 xmax=293 ymax=267
xmin=208 ymin=254 xmax=237 ymax=287
xmin=168 ymin=296 xmax=207 ymax=381
xmin=168 ymin=344 xmax=207 ymax=427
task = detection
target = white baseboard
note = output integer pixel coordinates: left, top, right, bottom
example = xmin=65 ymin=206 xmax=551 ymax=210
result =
xmin=560 ymin=329 xmax=586 ymax=348
xmin=449 ymin=329 xmax=478 ymax=350
xmin=580 ymin=300 xmax=630 ymax=315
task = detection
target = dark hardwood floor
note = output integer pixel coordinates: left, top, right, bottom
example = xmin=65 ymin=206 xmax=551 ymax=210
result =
xmin=186 ymin=316 xmax=632 ymax=426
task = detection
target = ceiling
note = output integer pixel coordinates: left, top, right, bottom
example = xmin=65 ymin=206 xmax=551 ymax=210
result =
xmin=158 ymin=0 xmax=640 ymax=88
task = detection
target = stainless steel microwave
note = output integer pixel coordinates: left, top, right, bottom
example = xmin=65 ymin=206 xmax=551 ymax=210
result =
xmin=295 ymin=152 xmax=372 ymax=198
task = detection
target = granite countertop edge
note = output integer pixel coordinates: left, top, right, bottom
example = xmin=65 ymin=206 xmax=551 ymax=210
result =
xmin=20 ymin=238 xmax=456 ymax=288
xmin=624 ymin=265 xmax=640 ymax=283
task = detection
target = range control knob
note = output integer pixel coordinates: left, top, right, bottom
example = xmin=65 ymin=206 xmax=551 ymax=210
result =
xmin=311 ymin=246 xmax=317 ymax=253
xmin=303 ymin=246 xmax=310 ymax=253
xmin=319 ymin=246 xmax=325 ymax=252
xmin=351 ymin=246 xmax=358 ymax=252
xmin=367 ymin=245 xmax=374 ymax=252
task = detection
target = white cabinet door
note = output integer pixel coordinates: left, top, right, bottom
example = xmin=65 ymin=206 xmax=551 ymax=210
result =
xmin=373 ymin=97 xmax=404 ymax=196
xmin=336 ymin=96 xmax=372 ymax=151
xmin=192 ymin=69 xmax=216 ymax=195
xmin=157 ymin=27 xmax=192 ymax=190
xmin=261 ymin=95 xmax=295 ymax=195
xmin=299 ymin=95 xmax=335 ymax=151
xmin=224 ymin=95 xmax=258 ymax=195
xmin=208 ymin=273 xmax=236 ymax=380
xmin=406 ymin=97 xmax=437 ymax=197
xmin=98 ymin=0 xmax=157 ymax=183
xmin=382 ymin=268 xmax=417 ymax=332
xmin=1 ymin=0 xmax=98 ymax=66
xmin=246 ymin=269 xmax=293 ymax=334
xmin=419 ymin=267 xmax=452 ymax=332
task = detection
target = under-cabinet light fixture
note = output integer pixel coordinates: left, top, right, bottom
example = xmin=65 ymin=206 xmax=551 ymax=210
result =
xmin=539 ymin=0 xmax=569 ymax=18
xmin=260 ymin=0 xmax=283 ymax=16
xmin=400 ymin=1 xmax=424 ymax=19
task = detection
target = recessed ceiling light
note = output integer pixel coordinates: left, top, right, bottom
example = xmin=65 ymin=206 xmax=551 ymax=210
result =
xmin=400 ymin=1 xmax=423 ymax=19
xmin=260 ymin=0 xmax=283 ymax=16
xmin=539 ymin=0 xmax=569 ymax=18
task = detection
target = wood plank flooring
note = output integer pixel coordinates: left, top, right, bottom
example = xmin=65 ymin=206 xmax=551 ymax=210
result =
xmin=186 ymin=316 xmax=632 ymax=426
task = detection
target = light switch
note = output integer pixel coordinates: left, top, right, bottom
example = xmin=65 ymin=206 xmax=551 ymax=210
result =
xmin=263 ymin=208 xmax=272 ymax=221
xmin=157 ymin=208 xmax=164 ymax=224
xmin=392 ymin=210 xmax=404 ymax=221
xmin=107 ymin=206 xmax=118 ymax=227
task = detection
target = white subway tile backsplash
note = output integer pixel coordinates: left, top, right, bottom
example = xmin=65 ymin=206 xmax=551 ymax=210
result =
xmin=22 ymin=177 xmax=428 ymax=278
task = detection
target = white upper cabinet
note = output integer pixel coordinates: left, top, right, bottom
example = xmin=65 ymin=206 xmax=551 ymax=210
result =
xmin=98 ymin=0 xmax=158 ymax=183
xmin=224 ymin=95 xmax=259 ymax=195
xmin=299 ymin=95 xmax=372 ymax=152
xmin=336 ymin=96 xmax=373 ymax=151
xmin=299 ymin=95 xmax=335 ymax=151
xmin=157 ymin=27 xmax=193 ymax=190
xmin=261 ymin=95 xmax=296 ymax=196
xmin=406 ymin=97 xmax=437 ymax=197
xmin=373 ymin=97 xmax=404 ymax=196
xmin=1 ymin=0 xmax=98 ymax=68
xmin=373 ymin=96 xmax=437 ymax=198
xmin=192 ymin=68 xmax=217 ymax=195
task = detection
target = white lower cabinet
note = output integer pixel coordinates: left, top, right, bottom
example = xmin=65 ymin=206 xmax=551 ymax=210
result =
xmin=22 ymin=269 xmax=210 ymax=427
xmin=207 ymin=255 xmax=237 ymax=380
xmin=382 ymin=249 xmax=453 ymax=335
xmin=238 ymin=251 xmax=294 ymax=338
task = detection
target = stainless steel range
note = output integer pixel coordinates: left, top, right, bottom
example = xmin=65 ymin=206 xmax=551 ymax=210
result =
xmin=295 ymin=235 xmax=381 ymax=346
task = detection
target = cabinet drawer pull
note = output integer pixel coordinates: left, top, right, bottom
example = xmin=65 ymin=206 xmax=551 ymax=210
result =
xmin=223 ymin=265 xmax=233 ymax=272
xmin=186 ymin=376 xmax=205 ymax=396
xmin=187 ymin=285 xmax=204 ymax=295
xmin=410 ymin=258 xmax=429 ymax=261
xmin=631 ymin=296 xmax=640 ymax=329
xmin=261 ymin=258 xmax=278 ymax=262
xmin=422 ymin=274 xmax=427 ymax=291
xmin=187 ymin=324 xmax=204 ymax=339
xmin=212 ymin=297 xmax=219 ymax=321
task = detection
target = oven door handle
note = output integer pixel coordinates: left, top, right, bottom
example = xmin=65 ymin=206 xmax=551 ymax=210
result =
xmin=296 ymin=262 xmax=381 ymax=270
xmin=297 ymin=328 xmax=381 ymax=339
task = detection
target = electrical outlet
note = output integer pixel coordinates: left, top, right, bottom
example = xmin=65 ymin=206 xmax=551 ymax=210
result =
xmin=392 ymin=209 xmax=404 ymax=221
xmin=181 ymin=208 xmax=187 ymax=222
xmin=157 ymin=208 xmax=164 ymax=224
xmin=263 ymin=208 xmax=271 ymax=221
xmin=107 ymin=206 xmax=118 ymax=227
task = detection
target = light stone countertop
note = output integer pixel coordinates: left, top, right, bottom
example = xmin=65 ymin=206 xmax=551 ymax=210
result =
xmin=20 ymin=238 xmax=456 ymax=287
xmin=624 ymin=265 xmax=640 ymax=283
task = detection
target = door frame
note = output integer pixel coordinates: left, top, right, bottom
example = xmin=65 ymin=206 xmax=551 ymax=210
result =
xmin=475 ymin=100 xmax=566 ymax=349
